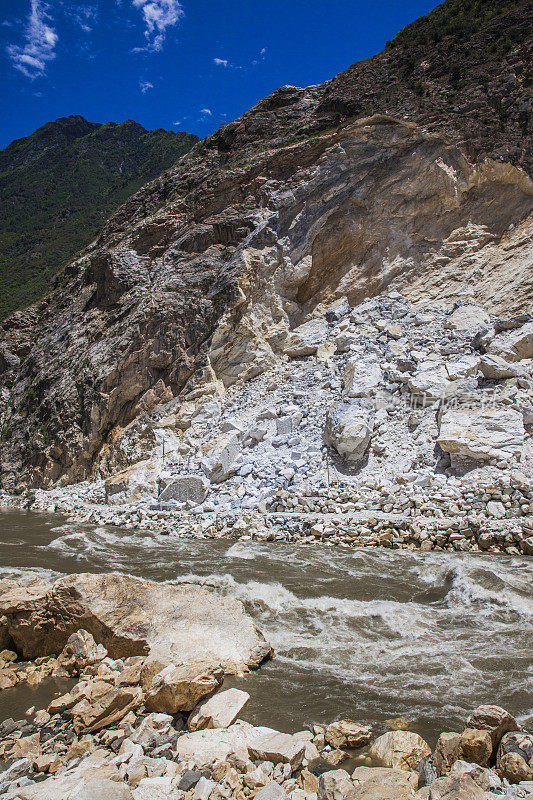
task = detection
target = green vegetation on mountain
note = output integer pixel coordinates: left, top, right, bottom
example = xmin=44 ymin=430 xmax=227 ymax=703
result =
xmin=388 ymin=0 xmax=525 ymax=53
xmin=0 ymin=116 xmax=198 ymax=319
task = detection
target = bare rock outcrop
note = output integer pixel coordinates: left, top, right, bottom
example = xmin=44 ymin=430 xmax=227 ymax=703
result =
xmin=0 ymin=0 xmax=531 ymax=493
xmin=0 ymin=573 xmax=272 ymax=672
xmin=0 ymin=115 xmax=531 ymax=491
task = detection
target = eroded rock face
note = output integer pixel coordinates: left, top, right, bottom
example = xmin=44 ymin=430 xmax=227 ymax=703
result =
xmin=0 ymin=102 xmax=531 ymax=490
xmin=0 ymin=573 xmax=272 ymax=672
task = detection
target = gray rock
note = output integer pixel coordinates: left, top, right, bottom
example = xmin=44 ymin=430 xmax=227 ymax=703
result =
xmin=324 ymin=399 xmax=374 ymax=465
xmin=283 ymin=320 xmax=329 ymax=358
xmin=326 ymin=297 xmax=351 ymax=323
xmin=317 ymin=769 xmax=353 ymax=800
xmin=480 ymin=354 xmax=524 ymax=380
xmin=253 ymin=782 xmax=288 ymax=800
xmin=1 ymin=758 xmax=32 ymax=782
xmin=438 ymin=404 xmax=525 ymax=463
xmin=343 ymin=356 xmax=382 ymax=397
xmin=178 ymin=771 xmax=207 ymax=791
xmin=159 ymin=475 xmax=209 ymax=505
xmin=417 ymin=755 xmax=438 ymax=788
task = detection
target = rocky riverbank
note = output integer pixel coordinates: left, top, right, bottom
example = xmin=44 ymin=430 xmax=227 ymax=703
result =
xmin=0 ymin=572 xmax=532 ymax=799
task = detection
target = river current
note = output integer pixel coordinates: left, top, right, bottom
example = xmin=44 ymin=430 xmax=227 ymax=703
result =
xmin=0 ymin=510 xmax=531 ymax=746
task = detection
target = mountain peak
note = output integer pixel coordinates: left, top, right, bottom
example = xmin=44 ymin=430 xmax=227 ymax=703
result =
xmin=0 ymin=120 xmax=198 ymax=318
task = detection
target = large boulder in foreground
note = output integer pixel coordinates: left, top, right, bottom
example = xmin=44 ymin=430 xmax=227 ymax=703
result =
xmin=175 ymin=721 xmax=306 ymax=770
xmin=417 ymin=773 xmax=486 ymax=799
xmin=0 ymin=573 xmax=272 ymax=673
xmin=351 ymin=766 xmax=419 ymax=799
xmin=368 ymin=730 xmax=430 ymax=771
xmin=466 ymin=704 xmax=520 ymax=754
xmin=144 ymin=661 xmax=223 ymax=713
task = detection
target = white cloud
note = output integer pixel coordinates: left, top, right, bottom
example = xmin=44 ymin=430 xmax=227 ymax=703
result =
xmin=132 ymin=0 xmax=183 ymax=51
xmin=140 ymin=79 xmax=154 ymax=92
xmin=213 ymin=57 xmax=228 ymax=67
xmin=6 ymin=0 xmax=57 ymax=78
xmin=173 ymin=120 xmax=181 ymax=126
xmin=200 ymin=108 xmax=212 ymax=116
xmin=67 ymin=5 xmax=98 ymax=33
xmin=251 ymin=47 xmax=266 ymax=67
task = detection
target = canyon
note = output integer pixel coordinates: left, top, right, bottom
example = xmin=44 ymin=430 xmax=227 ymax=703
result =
xmin=0 ymin=0 xmax=532 ymax=797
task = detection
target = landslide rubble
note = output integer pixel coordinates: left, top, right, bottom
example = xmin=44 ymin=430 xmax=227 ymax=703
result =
xmin=12 ymin=293 xmax=532 ymax=556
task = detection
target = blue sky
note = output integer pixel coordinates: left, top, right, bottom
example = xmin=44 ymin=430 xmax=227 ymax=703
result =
xmin=1 ymin=0 xmax=441 ymax=149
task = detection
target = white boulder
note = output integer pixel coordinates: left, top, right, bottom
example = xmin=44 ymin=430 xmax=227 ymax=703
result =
xmin=480 ymin=354 xmax=525 ymax=380
xmin=445 ymin=355 xmax=480 ymax=381
xmin=408 ymin=362 xmax=452 ymax=402
xmin=438 ymin=405 xmax=525 ymax=463
xmin=283 ymin=320 xmax=329 ymax=357
xmin=324 ymin=400 xmax=374 ymax=464
xmin=445 ymin=304 xmax=490 ymax=332
xmin=188 ymin=688 xmax=250 ymax=731
xmin=488 ymin=322 xmax=533 ymax=362
xmin=344 ymin=356 xmax=382 ymax=397
xmin=367 ymin=730 xmax=430 ymax=771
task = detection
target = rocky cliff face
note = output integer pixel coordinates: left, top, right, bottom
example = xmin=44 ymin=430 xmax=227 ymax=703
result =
xmin=0 ymin=0 xmax=532 ymax=491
